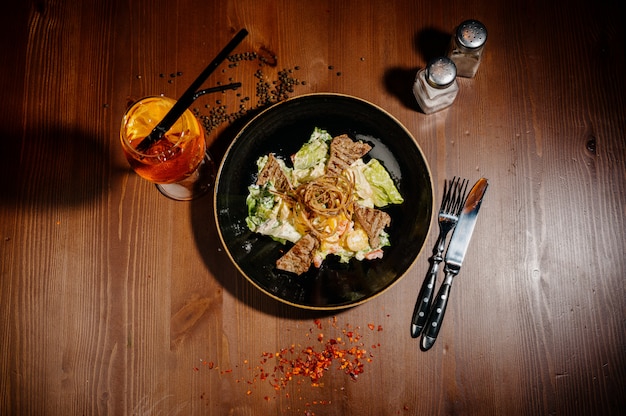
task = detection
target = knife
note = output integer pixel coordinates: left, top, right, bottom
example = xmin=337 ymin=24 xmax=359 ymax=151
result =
xmin=421 ymin=178 xmax=488 ymax=351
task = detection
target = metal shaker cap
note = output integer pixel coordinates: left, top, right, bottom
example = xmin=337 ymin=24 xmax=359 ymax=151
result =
xmin=455 ymin=20 xmax=487 ymax=50
xmin=426 ymin=57 xmax=457 ymax=89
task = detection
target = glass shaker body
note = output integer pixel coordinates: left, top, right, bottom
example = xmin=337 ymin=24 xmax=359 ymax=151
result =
xmin=448 ymin=20 xmax=487 ymax=78
xmin=413 ymin=57 xmax=459 ymax=114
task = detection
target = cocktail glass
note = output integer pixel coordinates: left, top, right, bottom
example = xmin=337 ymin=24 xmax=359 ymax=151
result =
xmin=120 ymin=96 xmax=214 ymax=200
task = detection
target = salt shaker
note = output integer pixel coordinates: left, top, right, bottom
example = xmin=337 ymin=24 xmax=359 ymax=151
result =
xmin=412 ymin=56 xmax=459 ymax=114
xmin=447 ymin=19 xmax=487 ymax=78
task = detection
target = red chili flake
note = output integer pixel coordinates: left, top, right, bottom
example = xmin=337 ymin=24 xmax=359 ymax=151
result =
xmin=216 ymin=318 xmax=383 ymax=397
xmin=377 ymin=325 xmax=383 ymax=332
xmin=193 ymin=367 xmax=199 ymax=372
xmin=208 ymin=361 xmax=215 ymax=369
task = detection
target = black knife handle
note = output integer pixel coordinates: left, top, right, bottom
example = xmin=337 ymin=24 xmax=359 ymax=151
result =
xmin=421 ymin=271 xmax=456 ymax=351
xmin=410 ymin=262 xmax=440 ymax=337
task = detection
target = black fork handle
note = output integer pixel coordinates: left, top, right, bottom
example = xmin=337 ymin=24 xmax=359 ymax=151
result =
xmin=410 ymin=233 xmax=446 ymax=337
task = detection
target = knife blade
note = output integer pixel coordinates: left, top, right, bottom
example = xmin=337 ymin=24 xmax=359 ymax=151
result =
xmin=421 ymin=177 xmax=488 ymax=351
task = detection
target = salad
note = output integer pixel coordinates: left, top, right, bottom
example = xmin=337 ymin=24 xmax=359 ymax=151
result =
xmin=245 ymin=128 xmax=404 ymax=274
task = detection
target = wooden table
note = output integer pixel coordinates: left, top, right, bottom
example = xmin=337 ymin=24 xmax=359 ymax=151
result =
xmin=1 ymin=0 xmax=624 ymax=415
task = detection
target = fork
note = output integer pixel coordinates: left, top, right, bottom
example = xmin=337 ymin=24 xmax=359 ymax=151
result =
xmin=410 ymin=177 xmax=468 ymax=338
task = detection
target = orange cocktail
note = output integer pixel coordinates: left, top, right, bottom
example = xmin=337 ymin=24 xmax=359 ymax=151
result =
xmin=121 ymin=96 xmax=213 ymax=200
xmin=121 ymin=96 xmax=205 ymax=183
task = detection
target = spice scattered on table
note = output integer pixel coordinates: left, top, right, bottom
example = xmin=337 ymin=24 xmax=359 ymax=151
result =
xmin=194 ymin=50 xmax=304 ymax=134
xmin=137 ymin=49 xmax=304 ymax=137
xmin=196 ymin=316 xmax=385 ymax=407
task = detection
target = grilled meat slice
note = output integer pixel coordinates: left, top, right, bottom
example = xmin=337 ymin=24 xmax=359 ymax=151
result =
xmin=256 ymin=154 xmax=292 ymax=192
xmin=354 ymin=205 xmax=391 ymax=248
xmin=276 ymin=233 xmax=320 ymax=275
xmin=326 ymin=134 xmax=372 ymax=175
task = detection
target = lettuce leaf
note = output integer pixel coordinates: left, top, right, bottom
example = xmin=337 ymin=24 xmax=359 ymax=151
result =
xmin=291 ymin=128 xmax=333 ymax=184
xmin=246 ymin=184 xmax=301 ymax=243
xmin=245 ymin=184 xmax=277 ymax=229
xmin=363 ymin=159 xmax=404 ymax=207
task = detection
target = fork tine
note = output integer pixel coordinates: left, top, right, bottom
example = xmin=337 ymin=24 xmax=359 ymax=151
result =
xmin=450 ymin=179 xmax=468 ymax=216
xmin=449 ymin=177 xmax=459 ymax=211
xmin=442 ymin=177 xmax=461 ymax=214
xmin=452 ymin=178 xmax=469 ymax=215
xmin=441 ymin=176 xmax=456 ymax=214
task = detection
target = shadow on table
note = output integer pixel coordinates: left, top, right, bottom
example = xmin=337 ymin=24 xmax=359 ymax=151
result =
xmin=189 ymin=112 xmax=337 ymax=320
xmin=383 ymin=27 xmax=451 ymax=112
xmin=0 ymin=125 xmax=126 ymax=210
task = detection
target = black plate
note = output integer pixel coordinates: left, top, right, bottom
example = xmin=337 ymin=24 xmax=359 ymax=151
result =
xmin=214 ymin=93 xmax=433 ymax=310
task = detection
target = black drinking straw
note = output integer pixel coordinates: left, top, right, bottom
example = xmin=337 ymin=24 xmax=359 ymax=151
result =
xmin=192 ymin=82 xmax=242 ymax=100
xmin=135 ymin=28 xmax=248 ymax=152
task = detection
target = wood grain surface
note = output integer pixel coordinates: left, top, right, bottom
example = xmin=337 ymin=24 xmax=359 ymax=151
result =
xmin=1 ymin=0 xmax=624 ymax=415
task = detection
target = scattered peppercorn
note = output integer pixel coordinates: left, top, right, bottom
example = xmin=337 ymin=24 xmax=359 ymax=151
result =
xmin=142 ymin=51 xmax=307 ymax=135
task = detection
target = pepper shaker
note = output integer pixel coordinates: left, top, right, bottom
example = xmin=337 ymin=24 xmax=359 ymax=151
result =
xmin=412 ymin=56 xmax=459 ymax=114
xmin=447 ymin=19 xmax=487 ymax=78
